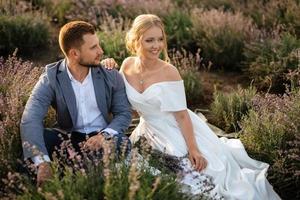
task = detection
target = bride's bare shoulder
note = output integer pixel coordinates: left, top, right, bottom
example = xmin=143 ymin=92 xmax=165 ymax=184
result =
xmin=120 ymin=57 xmax=136 ymax=73
xmin=161 ymin=62 xmax=182 ymax=81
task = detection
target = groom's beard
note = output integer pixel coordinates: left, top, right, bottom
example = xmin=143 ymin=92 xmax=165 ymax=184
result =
xmin=78 ymin=57 xmax=100 ymax=68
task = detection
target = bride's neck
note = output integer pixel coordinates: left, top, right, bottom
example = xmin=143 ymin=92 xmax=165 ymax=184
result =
xmin=138 ymin=57 xmax=159 ymax=72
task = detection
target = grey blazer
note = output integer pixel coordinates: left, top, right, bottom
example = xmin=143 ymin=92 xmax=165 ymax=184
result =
xmin=20 ymin=59 xmax=132 ymax=159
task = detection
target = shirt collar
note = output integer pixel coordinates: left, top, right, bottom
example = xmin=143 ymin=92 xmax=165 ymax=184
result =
xmin=66 ymin=65 xmax=91 ymax=82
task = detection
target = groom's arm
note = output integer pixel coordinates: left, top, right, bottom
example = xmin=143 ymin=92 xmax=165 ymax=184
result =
xmin=105 ymin=70 xmax=132 ymax=134
xmin=20 ymin=71 xmax=54 ymax=160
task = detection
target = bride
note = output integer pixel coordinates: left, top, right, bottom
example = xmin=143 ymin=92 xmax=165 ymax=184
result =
xmin=106 ymin=14 xmax=281 ymax=200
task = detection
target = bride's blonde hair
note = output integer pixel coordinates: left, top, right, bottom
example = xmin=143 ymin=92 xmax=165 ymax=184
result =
xmin=125 ymin=14 xmax=170 ymax=62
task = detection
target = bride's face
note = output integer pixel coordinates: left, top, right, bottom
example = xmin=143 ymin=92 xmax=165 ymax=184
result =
xmin=138 ymin=25 xmax=164 ymax=60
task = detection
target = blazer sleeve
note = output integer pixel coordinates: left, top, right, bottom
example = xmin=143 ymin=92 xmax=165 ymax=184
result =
xmin=105 ymin=71 xmax=132 ymax=134
xmin=20 ymin=72 xmax=54 ymax=159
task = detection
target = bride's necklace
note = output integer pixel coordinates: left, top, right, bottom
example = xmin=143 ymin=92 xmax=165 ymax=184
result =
xmin=139 ymin=65 xmax=145 ymax=85
xmin=138 ymin=60 xmax=148 ymax=85
xmin=137 ymin=59 xmax=160 ymax=86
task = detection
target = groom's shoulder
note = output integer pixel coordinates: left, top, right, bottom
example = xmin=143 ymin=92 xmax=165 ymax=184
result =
xmin=45 ymin=59 xmax=63 ymax=71
xmin=39 ymin=59 xmax=64 ymax=82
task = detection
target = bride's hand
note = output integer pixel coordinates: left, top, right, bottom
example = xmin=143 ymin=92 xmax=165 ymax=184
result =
xmin=188 ymin=148 xmax=207 ymax=171
xmin=100 ymin=58 xmax=118 ymax=70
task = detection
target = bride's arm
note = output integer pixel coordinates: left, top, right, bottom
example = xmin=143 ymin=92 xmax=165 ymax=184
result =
xmin=174 ymin=110 xmax=207 ymax=172
xmin=165 ymin=64 xmax=207 ymax=171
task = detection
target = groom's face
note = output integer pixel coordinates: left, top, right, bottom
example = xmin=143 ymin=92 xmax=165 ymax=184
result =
xmin=77 ymin=33 xmax=103 ymax=67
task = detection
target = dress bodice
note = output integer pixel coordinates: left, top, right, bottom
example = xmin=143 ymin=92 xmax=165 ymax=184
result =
xmin=121 ymin=72 xmax=187 ymax=119
xmin=121 ymin=72 xmax=190 ymax=155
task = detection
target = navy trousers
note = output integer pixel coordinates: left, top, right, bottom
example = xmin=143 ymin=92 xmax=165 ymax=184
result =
xmin=43 ymin=128 xmax=131 ymax=160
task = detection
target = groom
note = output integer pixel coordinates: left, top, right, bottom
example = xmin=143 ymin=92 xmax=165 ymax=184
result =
xmin=20 ymin=21 xmax=132 ymax=186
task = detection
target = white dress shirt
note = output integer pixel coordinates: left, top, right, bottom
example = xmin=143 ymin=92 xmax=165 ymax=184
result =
xmin=32 ymin=67 xmax=117 ymax=165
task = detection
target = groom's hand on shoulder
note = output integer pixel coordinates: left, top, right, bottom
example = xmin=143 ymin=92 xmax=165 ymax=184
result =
xmin=101 ymin=58 xmax=118 ymax=70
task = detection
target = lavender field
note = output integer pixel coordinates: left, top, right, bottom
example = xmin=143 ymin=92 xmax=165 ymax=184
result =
xmin=0 ymin=0 xmax=299 ymax=199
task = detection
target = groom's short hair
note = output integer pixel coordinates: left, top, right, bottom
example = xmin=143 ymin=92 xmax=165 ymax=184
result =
xmin=59 ymin=21 xmax=95 ymax=56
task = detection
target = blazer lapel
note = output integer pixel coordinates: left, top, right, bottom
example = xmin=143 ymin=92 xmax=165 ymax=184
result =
xmin=92 ymin=67 xmax=108 ymax=122
xmin=57 ymin=60 xmax=77 ymax=125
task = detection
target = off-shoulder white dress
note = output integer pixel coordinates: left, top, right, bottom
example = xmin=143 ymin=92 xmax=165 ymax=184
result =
xmin=121 ymin=73 xmax=281 ymax=200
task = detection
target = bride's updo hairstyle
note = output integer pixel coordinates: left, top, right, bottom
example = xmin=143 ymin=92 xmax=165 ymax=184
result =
xmin=125 ymin=14 xmax=170 ymax=62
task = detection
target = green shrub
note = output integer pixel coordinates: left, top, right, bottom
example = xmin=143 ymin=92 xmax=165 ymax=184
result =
xmin=97 ymin=15 xmax=130 ymax=65
xmin=286 ymin=67 xmax=300 ymax=92
xmin=24 ymin=0 xmax=53 ymax=10
xmin=244 ymin=32 xmax=300 ymax=92
xmin=163 ymin=10 xmax=194 ymax=50
xmin=187 ymin=0 xmax=235 ymax=11
xmin=191 ymin=8 xmax=259 ymax=71
xmin=182 ymin=71 xmax=202 ymax=106
xmin=173 ymin=0 xmax=300 ymax=37
xmin=107 ymin=0 xmax=175 ymax=19
xmin=210 ymin=85 xmax=256 ymax=133
xmin=240 ymin=91 xmax=300 ymax=199
xmin=235 ymin=0 xmax=300 ymax=35
xmin=62 ymin=0 xmax=175 ymax=25
xmin=240 ymin=109 xmax=289 ymax=162
xmin=49 ymin=0 xmax=72 ymax=24
xmin=280 ymin=0 xmax=300 ymax=37
xmin=0 ymin=14 xmax=50 ymax=56
xmin=194 ymin=0 xmax=299 ymax=34
xmin=170 ymin=49 xmax=203 ymax=106
xmin=0 ymin=54 xmax=43 ymax=192
xmin=1 ymin=0 xmax=36 ymax=15
xmin=227 ymin=0 xmax=282 ymax=30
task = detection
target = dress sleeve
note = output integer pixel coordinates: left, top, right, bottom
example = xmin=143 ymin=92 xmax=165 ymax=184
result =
xmin=160 ymin=80 xmax=187 ymax=112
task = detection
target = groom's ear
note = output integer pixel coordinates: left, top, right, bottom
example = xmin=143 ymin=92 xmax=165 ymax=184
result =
xmin=69 ymin=48 xmax=79 ymax=59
